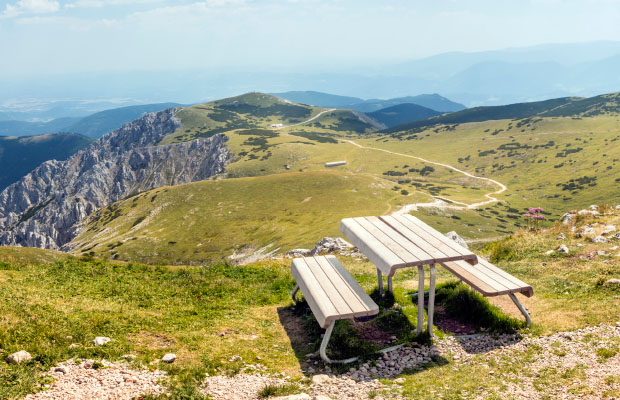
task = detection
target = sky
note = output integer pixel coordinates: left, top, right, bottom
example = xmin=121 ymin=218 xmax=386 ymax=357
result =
xmin=2 ymin=0 xmax=620 ymax=78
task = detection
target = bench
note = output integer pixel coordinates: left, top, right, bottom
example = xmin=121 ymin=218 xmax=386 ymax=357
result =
xmin=440 ymin=257 xmax=534 ymax=325
xmin=291 ymin=255 xmax=379 ymax=363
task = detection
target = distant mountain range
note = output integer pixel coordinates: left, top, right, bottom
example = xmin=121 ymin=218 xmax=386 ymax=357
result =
xmin=0 ymin=103 xmax=180 ymax=138
xmin=0 ymin=133 xmax=93 ymax=191
xmin=3 ymin=41 xmax=620 ymax=108
xmin=367 ymin=103 xmax=441 ymax=128
xmin=272 ymin=91 xmax=465 ymax=113
xmin=383 ymin=92 xmax=620 ymax=133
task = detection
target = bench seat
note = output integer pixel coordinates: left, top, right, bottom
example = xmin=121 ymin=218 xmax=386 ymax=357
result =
xmin=440 ymin=258 xmax=533 ymax=298
xmin=291 ymin=255 xmax=379 ymax=329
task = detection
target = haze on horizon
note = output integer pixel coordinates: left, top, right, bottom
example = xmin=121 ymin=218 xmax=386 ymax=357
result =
xmin=2 ymin=0 xmax=620 ymax=76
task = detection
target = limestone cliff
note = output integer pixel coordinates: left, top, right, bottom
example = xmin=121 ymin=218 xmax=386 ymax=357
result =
xmin=0 ymin=108 xmax=231 ymax=250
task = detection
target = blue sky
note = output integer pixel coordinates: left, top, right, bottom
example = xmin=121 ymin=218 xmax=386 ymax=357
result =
xmin=1 ymin=0 xmax=620 ymax=77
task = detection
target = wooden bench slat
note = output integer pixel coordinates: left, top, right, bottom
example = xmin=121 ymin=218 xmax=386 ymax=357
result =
xmin=441 ymin=258 xmax=533 ymax=297
xmin=365 ymin=216 xmax=435 ymax=265
xmin=320 ymin=256 xmax=378 ymax=315
xmin=464 ymin=259 xmax=524 ymax=292
xmin=477 ymin=258 xmax=533 ymax=295
xmin=292 ymin=256 xmax=380 ymax=329
xmin=304 ymin=256 xmax=355 ymax=318
xmin=378 ymin=215 xmax=451 ymax=261
xmin=399 ymin=214 xmax=477 ymax=262
xmin=340 ymin=218 xmax=406 ymax=275
xmin=291 ymin=258 xmax=337 ymax=327
xmin=441 ymin=261 xmax=511 ymax=296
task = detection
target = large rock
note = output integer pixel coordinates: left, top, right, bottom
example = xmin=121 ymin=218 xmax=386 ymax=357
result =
xmin=6 ymin=350 xmax=32 ymax=364
xmin=561 ymin=213 xmax=575 ymax=225
xmin=605 ymin=278 xmax=620 ymax=286
xmin=161 ymin=353 xmax=176 ymax=363
xmin=286 ymin=249 xmax=311 ymax=258
xmin=93 ymin=336 xmax=111 ymax=346
xmin=557 ymin=244 xmax=569 ymax=254
xmin=0 ymin=109 xmax=232 ymax=250
xmin=311 ymin=374 xmax=331 ymax=385
xmin=310 ymin=238 xmax=354 ymax=255
xmin=272 ymin=394 xmax=312 ymax=400
xmin=444 ymin=231 xmax=469 ymax=249
xmin=592 ymin=235 xmax=608 ymax=243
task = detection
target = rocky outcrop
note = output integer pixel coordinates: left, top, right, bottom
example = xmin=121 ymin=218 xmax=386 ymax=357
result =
xmin=0 ymin=108 xmax=231 ymax=250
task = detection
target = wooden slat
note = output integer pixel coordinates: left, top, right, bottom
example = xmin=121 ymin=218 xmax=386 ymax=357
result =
xmin=364 ymin=216 xmax=436 ymax=264
xmin=378 ymin=215 xmax=451 ymax=261
xmin=354 ymin=217 xmax=421 ymax=265
xmin=304 ymin=257 xmax=354 ymax=317
xmin=399 ymin=214 xmax=475 ymax=260
xmin=312 ymin=256 xmax=365 ymax=314
xmin=291 ymin=258 xmax=336 ymax=327
xmin=477 ymin=258 xmax=533 ymax=295
xmin=441 ymin=259 xmax=534 ymax=297
xmin=340 ymin=218 xmax=406 ymax=275
xmin=441 ymin=261 xmax=510 ymax=296
xmin=381 ymin=214 xmax=471 ymax=264
xmin=464 ymin=259 xmax=523 ymax=292
xmin=314 ymin=256 xmax=371 ymax=315
xmin=324 ymin=255 xmax=379 ymax=315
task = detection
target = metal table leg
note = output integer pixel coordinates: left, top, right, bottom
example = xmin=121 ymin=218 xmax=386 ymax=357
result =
xmin=377 ymin=268 xmax=383 ymax=296
xmin=427 ymin=264 xmax=436 ymax=336
xmin=387 ymin=275 xmax=393 ymax=294
xmin=416 ymin=265 xmax=425 ymax=334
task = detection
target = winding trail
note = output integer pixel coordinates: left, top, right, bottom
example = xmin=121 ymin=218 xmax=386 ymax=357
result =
xmin=275 ymin=108 xmax=336 ymax=130
xmin=345 ymin=140 xmax=507 ymax=215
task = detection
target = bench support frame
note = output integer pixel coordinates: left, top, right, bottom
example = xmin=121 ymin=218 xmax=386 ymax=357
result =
xmin=292 ymin=285 xmax=403 ymax=364
xmin=508 ymin=293 xmax=531 ymax=326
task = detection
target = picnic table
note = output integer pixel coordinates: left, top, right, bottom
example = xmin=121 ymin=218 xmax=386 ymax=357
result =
xmin=340 ymin=214 xmax=478 ymax=334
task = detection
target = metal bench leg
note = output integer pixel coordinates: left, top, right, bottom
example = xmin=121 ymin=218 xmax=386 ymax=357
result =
xmin=427 ymin=264 xmax=436 ymax=336
xmin=508 ymin=293 xmax=531 ymax=326
xmin=291 ymin=285 xmax=300 ymax=302
xmin=387 ymin=275 xmax=393 ymax=294
xmin=416 ymin=265 xmax=425 ymax=334
xmin=319 ymin=321 xmax=359 ymax=364
xmin=377 ymin=268 xmax=384 ymax=296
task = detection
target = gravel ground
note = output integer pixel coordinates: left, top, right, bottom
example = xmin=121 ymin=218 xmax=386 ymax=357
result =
xmin=23 ymin=324 xmax=620 ymax=399
xmin=24 ymin=359 xmax=167 ymax=400
xmin=202 ymin=323 xmax=620 ymax=400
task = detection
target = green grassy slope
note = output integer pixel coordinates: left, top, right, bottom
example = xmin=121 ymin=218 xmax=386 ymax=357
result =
xmin=3 ymin=208 xmax=620 ymax=398
xmin=70 ymin=171 xmax=404 ymax=264
xmin=364 ymin=113 xmax=620 ymax=234
xmin=383 ymin=96 xmax=579 ymax=132
xmin=159 ymin=93 xmax=328 ymax=145
xmin=68 ymin=91 xmax=620 ymax=263
xmin=367 ymin=103 xmax=441 ymax=127
xmin=0 ymin=133 xmax=93 ymax=190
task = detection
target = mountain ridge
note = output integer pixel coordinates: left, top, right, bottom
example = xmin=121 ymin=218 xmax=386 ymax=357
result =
xmin=382 ymin=91 xmax=620 ymax=133
xmin=0 ymin=108 xmax=230 ymax=250
xmin=272 ymin=91 xmax=466 ymax=113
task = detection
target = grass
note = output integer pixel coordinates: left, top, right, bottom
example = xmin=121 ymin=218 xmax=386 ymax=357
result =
xmin=3 ymin=205 xmax=620 ymax=398
xmin=70 ymin=171 xmax=401 ymax=264
xmin=257 ymin=383 xmax=302 ymax=398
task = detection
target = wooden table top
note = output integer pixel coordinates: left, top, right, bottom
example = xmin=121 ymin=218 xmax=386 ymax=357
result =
xmin=340 ymin=214 xmax=478 ymax=276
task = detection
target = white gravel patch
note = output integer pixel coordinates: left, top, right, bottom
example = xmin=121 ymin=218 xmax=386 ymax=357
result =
xmin=203 ymin=324 xmax=620 ymax=400
xmin=24 ymin=359 xmax=167 ymax=400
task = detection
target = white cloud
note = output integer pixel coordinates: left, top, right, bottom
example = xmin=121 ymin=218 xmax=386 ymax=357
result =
xmin=64 ymin=0 xmax=163 ymax=9
xmin=2 ymin=0 xmax=60 ymax=17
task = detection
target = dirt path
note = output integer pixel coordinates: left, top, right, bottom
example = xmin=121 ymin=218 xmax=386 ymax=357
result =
xmin=345 ymin=140 xmax=507 ymax=214
xmin=275 ymin=108 xmax=336 ymax=130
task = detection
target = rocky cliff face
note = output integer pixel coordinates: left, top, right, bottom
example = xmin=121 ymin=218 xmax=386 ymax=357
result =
xmin=0 ymin=108 xmax=231 ymax=250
